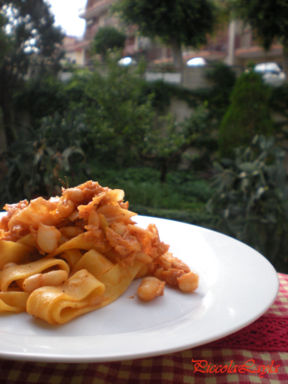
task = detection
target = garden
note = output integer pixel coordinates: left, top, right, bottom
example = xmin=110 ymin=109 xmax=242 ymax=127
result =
xmin=1 ymin=0 xmax=288 ymax=273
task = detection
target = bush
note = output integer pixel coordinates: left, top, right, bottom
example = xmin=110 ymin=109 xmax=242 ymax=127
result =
xmin=204 ymin=62 xmax=236 ymax=122
xmin=15 ymin=76 xmax=67 ymax=123
xmin=270 ymin=83 xmax=288 ymax=135
xmin=142 ymin=104 xmax=211 ymax=181
xmin=208 ymin=135 xmax=288 ymax=272
xmin=218 ymin=72 xmax=274 ymax=158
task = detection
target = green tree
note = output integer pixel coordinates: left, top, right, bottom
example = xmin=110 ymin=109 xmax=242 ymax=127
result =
xmin=218 ymin=72 xmax=274 ymax=157
xmin=0 ymin=13 xmax=11 ymax=154
xmin=232 ymin=0 xmax=288 ymax=73
xmin=0 ymin=14 xmax=10 ymax=63
xmin=113 ymin=0 xmax=217 ymax=69
xmin=0 ymin=0 xmax=64 ymax=147
xmin=92 ymin=26 xmax=126 ymax=60
xmin=83 ymin=60 xmax=155 ymax=167
xmin=0 ymin=108 xmax=87 ymax=203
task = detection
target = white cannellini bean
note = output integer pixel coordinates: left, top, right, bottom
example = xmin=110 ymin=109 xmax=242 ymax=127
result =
xmin=37 ymin=223 xmax=61 ymax=253
xmin=56 ymin=199 xmax=75 ymax=217
xmin=177 ymin=272 xmax=199 ymax=293
xmin=137 ymin=277 xmax=165 ymax=302
xmin=22 ymin=270 xmax=68 ymax=292
xmin=62 ymin=188 xmax=84 ymax=203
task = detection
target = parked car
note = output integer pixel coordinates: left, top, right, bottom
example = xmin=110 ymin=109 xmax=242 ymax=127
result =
xmin=253 ymin=62 xmax=286 ymax=86
xmin=118 ymin=56 xmax=137 ymax=66
xmin=186 ymin=57 xmax=207 ymax=67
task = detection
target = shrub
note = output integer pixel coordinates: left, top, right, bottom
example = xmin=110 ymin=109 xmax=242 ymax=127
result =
xmin=270 ymin=83 xmax=288 ymax=134
xmin=218 ymin=72 xmax=274 ymax=158
xmin=208 ymin=135 xmax=288 ymax=272
xmin=204 ymin=62 xmax=236 ymax=122
xmin=142 ymin=104 xmax=211 ymax=181
xmin=15 ymin=76 xmax=67 ymax=123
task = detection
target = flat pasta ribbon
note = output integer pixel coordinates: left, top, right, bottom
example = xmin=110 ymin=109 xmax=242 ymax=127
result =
xmin=0 ymin=240 xmax=32 ymax=269
xmin=0 ymin=291 xmax=29 ymax=312
xmin=26 ymin=260 xmax=142 ymax=325
xmin=48 ymin=232 xmax=110 ymax=257
xmin=0 ymin=258 xmax=69 ymax=292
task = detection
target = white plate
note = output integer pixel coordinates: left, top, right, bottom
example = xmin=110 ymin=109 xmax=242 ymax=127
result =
xmin=0 ymin=215 xmax=279 ymax=363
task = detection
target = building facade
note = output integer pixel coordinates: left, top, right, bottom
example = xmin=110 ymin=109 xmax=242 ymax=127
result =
xmin=79 ymin=0 xmax=179 ymax=65
xmin=62 ymin=36 xmax=86 ymax=67
xmin=79 ymin=0 xmax=140 ymax=64
xmin=76 ymin=1 xmax=284 ymax=69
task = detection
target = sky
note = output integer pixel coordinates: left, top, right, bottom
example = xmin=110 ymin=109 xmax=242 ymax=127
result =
xmin=45 ymin=0 xmax=87 ymax=38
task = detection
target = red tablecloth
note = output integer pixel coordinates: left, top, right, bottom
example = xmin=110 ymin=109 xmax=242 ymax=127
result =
xmin=1 ymin=273 xmax=287 ymax=384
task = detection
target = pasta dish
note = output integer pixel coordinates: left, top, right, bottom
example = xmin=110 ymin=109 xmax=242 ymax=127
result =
xmin=0 ymin=181 xmax=198 ymax=325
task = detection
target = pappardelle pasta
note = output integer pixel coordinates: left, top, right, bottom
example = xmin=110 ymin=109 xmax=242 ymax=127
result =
xmin=0 ymin=181 xmax=198 ymax=325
